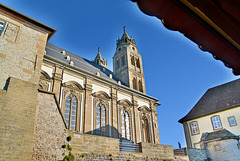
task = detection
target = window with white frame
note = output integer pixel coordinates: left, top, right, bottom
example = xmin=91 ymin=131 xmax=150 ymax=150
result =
xmin=0 ymin=19 xmax=6 ymax=36
xmin=96 ymin=103 xmax=106 ymax=136
xmin=211 ymin=116 xmax=222 ymax=130
xmin=190 ymin=121 xmax=200 ymax=135
xmin=194 ymin=143 xmax=201 ymax=149
xmin=64 ymin=94 xmax=78 ymax=131
xmin=228 ymin=116 xmax=237 ymax=127
xmin=121 ymin=109 xmax=130 ymax=140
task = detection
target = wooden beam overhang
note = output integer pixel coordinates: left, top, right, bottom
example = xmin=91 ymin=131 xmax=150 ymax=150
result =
xmin=131 ymin=0 xmax=240 ymax=75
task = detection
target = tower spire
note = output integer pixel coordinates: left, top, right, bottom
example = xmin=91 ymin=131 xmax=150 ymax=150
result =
xmin=93 ymin=47 xmax=108 ymax=68
xmin=116 ymin=26 xmax=136 ymax=47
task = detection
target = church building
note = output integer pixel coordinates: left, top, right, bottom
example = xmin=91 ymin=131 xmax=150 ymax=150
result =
xmin=42 ymin=26 xmax=159 ymax=144
xmin=0 ymin=3 xmax=176 ymax=160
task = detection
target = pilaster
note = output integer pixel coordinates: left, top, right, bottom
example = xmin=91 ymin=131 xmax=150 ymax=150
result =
xmin=142 ymin=76 xmax=146 ymax=94
xmin=83 ymin=77 xmax=93 ymax=134
xmin=52 ymin=66 xmax=63 ymax=102
xmin=110 ymin=87 xmax=118 ymax=138
xmin=183 ymin=122 xmax=192 ymax=148
xmin=132 ymin=95 xmax=140 ymax=143
xmin=150 ymin=101 xmax=160 ymax=144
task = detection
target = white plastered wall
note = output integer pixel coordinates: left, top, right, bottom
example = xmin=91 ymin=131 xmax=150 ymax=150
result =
xmin=62 ymin=73 xmax=84 ymax=87
xmin=92 ymin=84 xmax=110 ymax=95
xmin=137 ymin=100 xmax=149 ymax=109
xmin=117 ymin=92 xmax=131 ymax=102
xmin=41 ymin=65 xmax=53 ymax=78
xmin=187 ymin=106 xmax=240 ymax=148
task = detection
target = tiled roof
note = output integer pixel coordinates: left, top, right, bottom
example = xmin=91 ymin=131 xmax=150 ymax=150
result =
xmin=201 ymin=129 xmax=239 ymax=142
xmin=45 ymin=43 xmax=127 ymax=86
xmin=179 ymin=79 xmax=240 ymax=123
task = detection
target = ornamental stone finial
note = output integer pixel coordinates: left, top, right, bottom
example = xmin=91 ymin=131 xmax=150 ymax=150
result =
xmin=98 ymin=47 xmax=100 ymax=53
xmin=124 ymin=26 xmax=126 ymax=33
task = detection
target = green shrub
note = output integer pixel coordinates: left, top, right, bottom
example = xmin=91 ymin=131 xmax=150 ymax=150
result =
xmin=61 ymin=136 xmax=75 ymax=161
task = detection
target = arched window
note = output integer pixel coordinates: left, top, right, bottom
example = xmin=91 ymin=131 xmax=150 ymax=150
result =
xmin=121 ymin=56 xmax=125 ymax=66
xmin=39 ymin=70 xmax=52 ymax=91
xmin=132 ymin=78 xmax=137 ymax=90
xmin=116 ymin=59 xmax=120 ymax=69
xmin=136 ymin=58 xmax=140 ymax=68
xmin=96 ymin=103 xmax=106 ymax=136
xmin=64 ymin=94 xmax=78 ymax=131
xmin=121 ymin=110 xmax=130 ymax=140
xmin=138 ymin=80 xmax=143 ymax=92
xmin=142 ymin=117 xmax=151 ymax=143
xmin=131 ymin=56 xmax=135 ymax=66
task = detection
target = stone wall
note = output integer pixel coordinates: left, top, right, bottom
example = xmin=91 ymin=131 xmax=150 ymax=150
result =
xmin=0 ymin=14 xmax=48 ymax=89
xmin=141 ymin=142 xmax=175 ymax=160
xmin=75 ymin=152 xmax=177 ymax=161
xmin=0 ymin=77 xmax=38 ymax=160
xmin=33 ymin=92 xmax=180 ymax=161
xmin=187 ymin=148 xmax=207 ymax=161
xmin=205 ymin=139 xmax=240 ymax=161
xmin=174 ymin=155 xmax=189 ymax=161
xmin=71 ymin=133 xmax=119 ymax=155
xmin=33 ymin=92 xmax=68 ymax=160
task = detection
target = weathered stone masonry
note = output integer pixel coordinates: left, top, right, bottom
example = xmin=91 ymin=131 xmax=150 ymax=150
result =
xmin=0 ymin=3 xmax=181 ymax=161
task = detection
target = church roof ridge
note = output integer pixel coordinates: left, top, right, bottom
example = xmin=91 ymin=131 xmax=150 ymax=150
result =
xmin=45 ymin=43 xmax=124 ymax=85
xmin=44 ymin=43 xmax=159 ymax=102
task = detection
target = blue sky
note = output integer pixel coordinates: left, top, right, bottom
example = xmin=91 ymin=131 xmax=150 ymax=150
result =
xmin=2 ymin=0 xmax=238 ymax=148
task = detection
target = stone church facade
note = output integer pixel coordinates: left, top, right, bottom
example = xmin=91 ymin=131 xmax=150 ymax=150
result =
xmin=0 ymin=3 xmax=177 ymax=161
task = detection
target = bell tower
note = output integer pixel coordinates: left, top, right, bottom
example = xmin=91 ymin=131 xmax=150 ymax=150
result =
xmin=113 ymin=27 xmax=146 ymax=93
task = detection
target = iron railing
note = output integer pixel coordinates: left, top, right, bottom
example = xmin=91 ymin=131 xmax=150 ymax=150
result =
xmin=174 ymin=148 xmax=187 ymax=156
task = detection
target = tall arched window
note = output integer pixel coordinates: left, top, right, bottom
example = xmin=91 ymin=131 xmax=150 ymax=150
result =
xmin=142 ymin=117 xmax=151 ymax=143
xmin=131 ymin=56 xmax=135 ymax=66
xmin=136 ymin=58 xmax=140 ymax=68
xmin=138 ymin=80 xmax=143 ymax=92
xmin=132 ymin=78 xmax=137 ymax=90
xmin=96 ymin=103 xmax=106 ymax=135
xmin=121 ymin=55 xmax=125 ymax=66
xmin=116 ymin=59 xmax=120 ymax=69
xmin=64 ymin=94 xmax=78 ymax=131
xmin=121 ymin=110 xmax=130 ymax=140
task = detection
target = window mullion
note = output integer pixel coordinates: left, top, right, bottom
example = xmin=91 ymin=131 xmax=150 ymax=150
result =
xmin=125 ymin=113 xmax=127 ymax=139
xmin=69 ymin=98 xmax=73 ymax=129
xmin=100 ymin=107 xmax=102 ymax=134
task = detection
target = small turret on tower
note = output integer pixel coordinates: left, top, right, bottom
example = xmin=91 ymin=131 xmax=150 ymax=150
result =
xmin=93 ymin=47 xmax=108 ymax=68
xmin=116 ymin=26 xmax=136 ymax=47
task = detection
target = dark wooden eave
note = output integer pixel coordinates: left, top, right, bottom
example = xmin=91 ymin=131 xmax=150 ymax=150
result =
xmin=131 ymin=0 xmax=240 ymax=75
